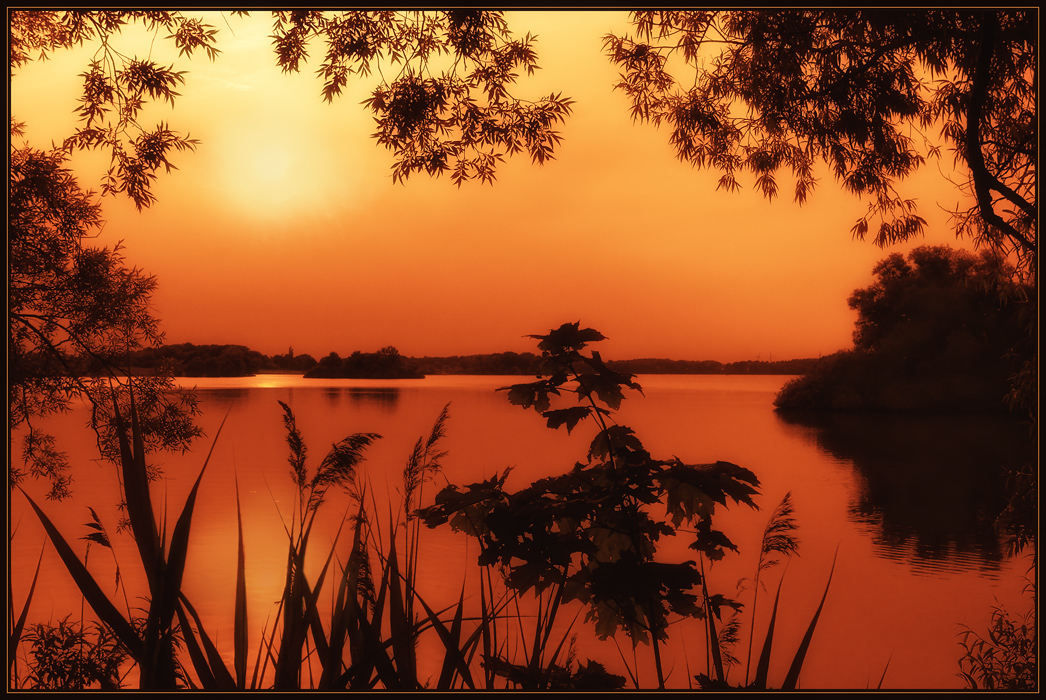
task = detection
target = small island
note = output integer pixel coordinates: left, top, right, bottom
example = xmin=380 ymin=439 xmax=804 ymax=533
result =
xmin=303 ymin=346 xmax=424 ymax=379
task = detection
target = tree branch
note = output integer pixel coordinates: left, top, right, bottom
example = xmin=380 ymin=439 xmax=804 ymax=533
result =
xmin=964 ymin=14 xmax=1036 ymax=257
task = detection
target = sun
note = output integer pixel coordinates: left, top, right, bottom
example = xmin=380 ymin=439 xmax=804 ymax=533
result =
xmin=217 ymin=127 xmax=316 ymax=220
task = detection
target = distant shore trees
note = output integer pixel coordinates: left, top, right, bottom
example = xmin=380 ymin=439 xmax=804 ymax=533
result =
xmin=109 ymin=344 xmax=823 ymax=379
xmin=305 ymin=346 xmax=424 ymax=380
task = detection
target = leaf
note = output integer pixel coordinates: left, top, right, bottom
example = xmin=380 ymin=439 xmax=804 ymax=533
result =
xmin=588 ymin=424 xmax=644 ymax=462
xmin=233 ymin=473 xmax=248 ymax=689
xmin=781 ymin=547 xmax=838 ymax=690
xmin=753 ymin=570 xmax=785 ymax=689
xmin=18 ymin=487 xmax=144 ymax=661
xmin=8 ymin=546 xmax=44 ymax=671
xmin=543 ymin=406 xmax=591 ymax=433
xmin=176 ymin=594 xmax=237 ymax=690
xmin=502 ymin=381 xmax=555 ymax=413
xmin=530 ymin=322 xmax=606 ymax=355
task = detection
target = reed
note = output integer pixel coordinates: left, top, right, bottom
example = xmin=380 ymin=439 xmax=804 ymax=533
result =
xmin=17 ymin=379 xmax=225 ymax=689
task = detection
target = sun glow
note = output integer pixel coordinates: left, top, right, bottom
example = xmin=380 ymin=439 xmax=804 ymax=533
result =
xmin=216 ymin=127 xmax=316 ymax=220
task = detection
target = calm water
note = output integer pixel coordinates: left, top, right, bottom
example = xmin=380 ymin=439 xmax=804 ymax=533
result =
xmin=10 ymin=375 xmax=1035 ymax=690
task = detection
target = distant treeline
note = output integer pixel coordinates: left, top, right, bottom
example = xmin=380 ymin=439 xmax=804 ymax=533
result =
xmin=105 ymin=344 xmax=820 ymax=378
xmin=305 ymin=347 xmax=423 ymax=379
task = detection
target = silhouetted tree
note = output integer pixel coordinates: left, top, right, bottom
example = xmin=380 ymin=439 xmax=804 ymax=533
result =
xmin=604 ymin=10 xmax=1036 ymax=278
xmin=9 ymin=124 xmax=200 ymax=499
xmin=775 ymin=246 xmax=1031 ymax=413
xmin=308 ymin=351 xmax=344 ymax=378
xmin=605 ymin=10 xmax=1036 ymax=420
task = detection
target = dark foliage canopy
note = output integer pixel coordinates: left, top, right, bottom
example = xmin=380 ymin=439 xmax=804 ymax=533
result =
xmin=775 ymin=246 xmax=1032 ymax=413
xmin=605 ymin=10 xmax=1036 ymax=277
xmin=9 ymin=9 xmax=574 ymax=205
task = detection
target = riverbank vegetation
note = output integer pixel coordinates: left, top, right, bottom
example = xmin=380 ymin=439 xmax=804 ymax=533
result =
xmin=774 ymin=246 xmax=1034 ymax=415
xmin=12 ymin=324 xmax=842 ymax=690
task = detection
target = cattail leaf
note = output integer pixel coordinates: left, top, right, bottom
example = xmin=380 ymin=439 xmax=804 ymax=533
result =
xmin=233 ymin=472 xmax=248 ymax=689
xmin=18 ymin=487 xmax=144 ymax=661
xmin=781 ymin=547 xmax=838 ymax=690
xmin=419 ymin=585 xmax=476 ymax=690
xmin=159 ymin=412 xmax=228 ymax=644
xmin=9 ymin=546 xmax=44 ymax=670
xmin=176 ymin=594 xmax=237 ymax=690
xmin=753 ymin=570 xmax=786 ymax=689
xmin=385 ymin=535 xmax=418 ymax=688
xmin=111 ymin=389 xmax=160 ymax=594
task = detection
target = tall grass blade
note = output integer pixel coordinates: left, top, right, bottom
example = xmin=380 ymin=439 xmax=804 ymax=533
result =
xmin=752 ymin=571 xmax=786 ymax=689
xmin=318 ymin=512 xmax=363 ymax=689
xmin=274 ymin=543 xmax=307 ymax=689
xmin=706 ymin=589 xmax=725 ymax=683
xmin=300 ymin=523 xmax=355 ymax=686
xmin=342 ymin=494 xmax=377 ymax=689
xmin=875 ymin=653 xmax=892 ymax=689
xmin=480 ymin=574 xmax=494 ymax=689
xmin=365 ymin=548 xmax=405 ymax=689
xmin=542 ymin=605 xmax=584 ymax=689
xmin=173 ymin=604 xmax=217 ymax=689
xmin=701 ymin=555 xmax=725 ymax=683
xmin=158 ymin=414 xmax=227 ymax=629
xmin=302 ymin=545 xmax=339 ymax=665
xmin=8 ymin=546 xmax=43 ymax=673
xmin=385 ymin=534 xmax=418 ymax=688
xmin=233 ymin=473 xmax=248 ymax=689
xmin=17 ymin=487 xmax=144 ymax=660
xmin=420 ymin=585 xmax=476 ymax=690
xmin=781 ymin=547 xmax=838 ymax=690
xmin=176 ymin=594 xmax=237 ymax=690
xmin=745 ymin=491 xmax=799 ymax=685
xmin=110 ymin=389 xmax=160 ymax=592
xmin=343 ymin=614 xmax=398 ymax=689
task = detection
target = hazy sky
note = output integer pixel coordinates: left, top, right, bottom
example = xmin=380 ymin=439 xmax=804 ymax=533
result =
xmin=11 ymin=11 xmax=975 ymax=362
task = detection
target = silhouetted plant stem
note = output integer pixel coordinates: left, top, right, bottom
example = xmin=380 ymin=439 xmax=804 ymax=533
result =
xmin=744 ymin=492 xmax=799 ymax=687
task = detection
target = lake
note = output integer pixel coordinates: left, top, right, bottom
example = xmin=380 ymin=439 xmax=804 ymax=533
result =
xmin=9 ymin=374 xmax=1035 ymax=690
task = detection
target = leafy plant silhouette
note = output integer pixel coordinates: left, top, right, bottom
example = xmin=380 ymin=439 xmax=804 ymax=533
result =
xmin=419 ymin=322 xmax=761 ymax=688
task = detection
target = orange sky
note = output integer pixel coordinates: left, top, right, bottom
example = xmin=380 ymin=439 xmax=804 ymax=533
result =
xmin=10 ymin=11 xmax=976 ymax=362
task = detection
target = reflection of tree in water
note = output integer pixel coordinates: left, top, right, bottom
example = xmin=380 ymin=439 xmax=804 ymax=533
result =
xmin=776 ymin=410 xmax=1035 ymax=573
xmin=322 ymin=387 xmax=401 ymax=411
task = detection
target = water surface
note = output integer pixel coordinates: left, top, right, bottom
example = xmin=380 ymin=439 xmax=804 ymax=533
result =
xmin=10 ymin=374 xmax=1034 ymax=690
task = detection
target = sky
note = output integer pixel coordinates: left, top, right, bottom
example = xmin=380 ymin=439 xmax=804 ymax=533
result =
xmin=10 ymin=10 xmax=976 ymax=362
